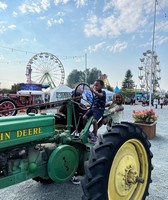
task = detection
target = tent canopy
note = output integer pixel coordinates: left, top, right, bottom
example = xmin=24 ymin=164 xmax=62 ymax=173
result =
xmin=50 ymin=84 xmax=73 ymax=102
xmin=114 ymin=86 xmax=120 ymax=93
xmin=103 ymin=89 xmax=115 ymax=102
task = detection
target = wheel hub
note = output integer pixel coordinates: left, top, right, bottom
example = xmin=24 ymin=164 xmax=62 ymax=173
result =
xmin=126 ymin=167 xmax=144 ymax=185
xmin=108 ymin=139 xmax=148 ymax=200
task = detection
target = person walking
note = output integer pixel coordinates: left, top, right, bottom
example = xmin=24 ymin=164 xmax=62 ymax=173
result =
xmin=153 ymin=98 xmax=158 ymax=109
xmin=160 ymin=97 xmax=164 ymax=109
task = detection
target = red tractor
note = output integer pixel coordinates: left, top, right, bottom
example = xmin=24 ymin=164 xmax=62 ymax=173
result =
xmin=0 ymin=93 xmax=43 ymax=116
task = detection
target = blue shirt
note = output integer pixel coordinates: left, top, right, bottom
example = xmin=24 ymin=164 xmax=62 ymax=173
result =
xmin=93 ymin=90 xmax=106 ymax=109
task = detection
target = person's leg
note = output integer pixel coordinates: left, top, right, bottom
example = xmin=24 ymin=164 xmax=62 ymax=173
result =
xmin=92 ymin=119 xmax=98 ymax=136
xmin=97 ymin=117 xmax=108 ymax=129
xmin=92 ymin=108 xmax=104 ymax=135
xmin=83 ymin=109 xmax=92 ymax=124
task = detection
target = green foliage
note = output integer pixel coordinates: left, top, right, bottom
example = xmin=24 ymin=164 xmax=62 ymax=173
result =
xmin=122 ymin=69 xmax=135 ymax=89
xmin=119 ymin=88 xmax=136 ymax=104
xmin=165 ymin=92 xmax=168 ymax=98
xmin=0 ymin=88 xmax=11 ymax=94
xmin=10 ymin=83 xmax=20 ymax=93
xmin=67 ymin=68 xmax=102 ymax=87
xmin=67 ymin=69 xmax=85 ymax=88
xmin=87 ymin=68 xmax=102 ymax=84
xmin=106 ymin=85 xmax=114 ymax=91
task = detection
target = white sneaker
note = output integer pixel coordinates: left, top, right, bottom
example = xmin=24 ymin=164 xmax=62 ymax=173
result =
xmin=71 ymin=176 xmax=80 ymax=185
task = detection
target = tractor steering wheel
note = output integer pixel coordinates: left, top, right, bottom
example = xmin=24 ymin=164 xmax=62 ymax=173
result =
xmin=74 ymin=83 xmax=94 ymax=111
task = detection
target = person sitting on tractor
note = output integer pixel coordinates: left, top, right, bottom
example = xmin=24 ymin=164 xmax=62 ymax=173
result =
xmin=56 ymin=90 xmax=86 ymax=134
xmin=83 ymin=80 xmax=106 ymax=143
xmin=98 ymin=93 xmax=124 ymax=130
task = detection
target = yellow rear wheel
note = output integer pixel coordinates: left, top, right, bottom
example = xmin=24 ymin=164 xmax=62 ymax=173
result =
xmin=82 ymin=122 xmax=153 ymax=200
xmin=108 ymin=139 xmax=148 ymax=200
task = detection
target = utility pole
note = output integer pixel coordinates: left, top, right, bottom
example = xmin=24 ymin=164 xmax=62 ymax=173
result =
xmin=85 ymin=53 xmax=87 ymax=83
xmin=149 ymin=0 xmax=157 ymax=108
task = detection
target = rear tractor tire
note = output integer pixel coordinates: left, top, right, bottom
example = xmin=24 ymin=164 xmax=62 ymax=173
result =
xmin=0 ymin=99 xmax=17 ymax=116
xmin=82 ymin=122 xmax=153 ymax=200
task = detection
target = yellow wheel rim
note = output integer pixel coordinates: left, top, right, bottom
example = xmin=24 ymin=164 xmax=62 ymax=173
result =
xmin=108 ymin=139 xmax=148 ymax=200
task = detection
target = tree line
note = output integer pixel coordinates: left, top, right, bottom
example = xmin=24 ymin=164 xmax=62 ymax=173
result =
xmin=1 ymin=68 xmax=168 ymax=99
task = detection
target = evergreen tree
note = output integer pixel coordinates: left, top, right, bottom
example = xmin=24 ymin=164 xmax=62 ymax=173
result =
xmin=122 ymin=69 xmax=135 ymax=89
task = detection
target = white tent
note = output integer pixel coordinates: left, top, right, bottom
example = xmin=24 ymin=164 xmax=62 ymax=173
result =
xmin=50 ymin=84 xmax=73 ymax=102
xmin=103 ymin=89 xmax=115 ymax=102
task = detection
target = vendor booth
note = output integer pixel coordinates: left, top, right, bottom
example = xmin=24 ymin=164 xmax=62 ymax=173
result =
xmin=50 ymin=85 xmax=73 ymax=102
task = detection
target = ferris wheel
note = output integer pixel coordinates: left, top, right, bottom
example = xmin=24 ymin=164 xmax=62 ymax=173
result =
xmin=26 ymin=52 xmax=65 ymax=89
xmin=138 ymin=50 xmax=161 ymax=95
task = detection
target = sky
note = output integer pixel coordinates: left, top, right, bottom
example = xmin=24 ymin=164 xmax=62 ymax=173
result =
xmin=0 ymin=0 xmax=168 ymax=92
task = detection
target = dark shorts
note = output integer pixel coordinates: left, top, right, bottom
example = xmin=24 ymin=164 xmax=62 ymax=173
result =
xmin=85 ymin=107 xmax=104 ymax=121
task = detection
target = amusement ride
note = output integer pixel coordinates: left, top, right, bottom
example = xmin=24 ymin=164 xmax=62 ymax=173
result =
xmin=25 ymin=52 xmax=65 ymax=89
xmin=138 ymin=50 xmax=161 ymax=97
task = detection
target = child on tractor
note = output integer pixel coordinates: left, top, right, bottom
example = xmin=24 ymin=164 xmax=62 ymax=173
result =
xmin=98 ymin=93 xmax=124 ymax=130
xmin=83 ymin=79 xmax=106 ymax=143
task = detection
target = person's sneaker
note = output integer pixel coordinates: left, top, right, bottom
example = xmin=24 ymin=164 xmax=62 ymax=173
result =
xmin=71 ymin=176 xmax=80 ymax=185
xmin=90 ymin=135 xmax=98 ymax=143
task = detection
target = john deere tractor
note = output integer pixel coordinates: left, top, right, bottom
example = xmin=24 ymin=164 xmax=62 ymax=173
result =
xmin=0 ymin=83 xmax=153 ymax=200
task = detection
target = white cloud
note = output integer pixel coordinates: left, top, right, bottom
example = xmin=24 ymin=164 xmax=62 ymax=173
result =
xmin=0 ymin=25 xmax=6 ymax=33
xmin=156 ymin=21 xmax=168 ymax=32
xmin=19 ymin=0 xmax=50 ymax=14
xmin=155 ymin=35 xmax=168 ymax=45
xmin=47 ymin=18 xmax=64 ymax=26
xmin=88 ymin=41 xmax=106 ymax=53
xmin=57 ymin=11 xmax=65 ymax=16
xmin=39 ymin=16 xmax=46 ymax=20
xmin=0 ymin=1 xmax=7 ymax=10
xmin=75 ymin=0 xmax=88 ymax=8
xmin=54 ymin=0 xmax=88 ymax=7
xmin=106 ymin=41 xmax=128 ymax=53
xmin=20 ymin=38 xmax=29 ymax=44
xmin=20 ymin=37 xmax=37 ymax=44
xmin=88 ymin=40 xmax=128 ymax=53
xmin=85 ymin=0 xmax=152 ymax=37
xmin=0 ymin=54 xmax=5 ymax=60
xmin=8 ymin=24 xmax=16 ymax=30
xmin=54 ymin=0 xmax=70 ymax=6
xmin=12 ymin=11 xmax=18 ymax=17
xmin=40 ymin=0 xmax=50 ymax=10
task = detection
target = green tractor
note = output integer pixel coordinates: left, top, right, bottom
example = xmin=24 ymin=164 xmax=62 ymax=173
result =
xmin=0 ymin=83 xmax=153 ymax=200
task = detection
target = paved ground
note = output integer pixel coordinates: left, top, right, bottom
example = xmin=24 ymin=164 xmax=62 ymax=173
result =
xmin=0 ymin=105 xmax=168 ymax=200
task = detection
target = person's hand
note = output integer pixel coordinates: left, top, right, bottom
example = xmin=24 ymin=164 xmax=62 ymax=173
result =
xmin=111 ymin=109 xmax=116 ymax=114
xmin=90 ymin=87 xmax=95 ymax=93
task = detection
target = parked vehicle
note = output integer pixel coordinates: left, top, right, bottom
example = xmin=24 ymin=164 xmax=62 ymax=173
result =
xmin=0 ymin=93 xmax=43 ymax=116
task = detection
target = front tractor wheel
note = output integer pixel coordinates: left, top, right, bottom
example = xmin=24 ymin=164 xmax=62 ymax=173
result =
xmin=82 ymin=122 xmax=153 ymax=200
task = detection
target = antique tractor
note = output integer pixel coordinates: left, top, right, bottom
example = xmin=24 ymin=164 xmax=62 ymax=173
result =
xmin=0 ymin=83 xmax=153 ymax=200
xmin=0 ymin=93 xmax=42 ymax=116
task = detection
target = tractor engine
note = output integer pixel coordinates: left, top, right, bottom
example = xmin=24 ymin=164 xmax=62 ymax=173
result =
xmin=0 ymin=113 xmax=79 ymax=189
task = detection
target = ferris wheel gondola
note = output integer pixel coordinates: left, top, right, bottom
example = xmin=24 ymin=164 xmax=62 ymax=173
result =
xmin=138 ymin=50 xmax=161 ymax=95
xmin=26 ymin=52 xmax=65 ymax=89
